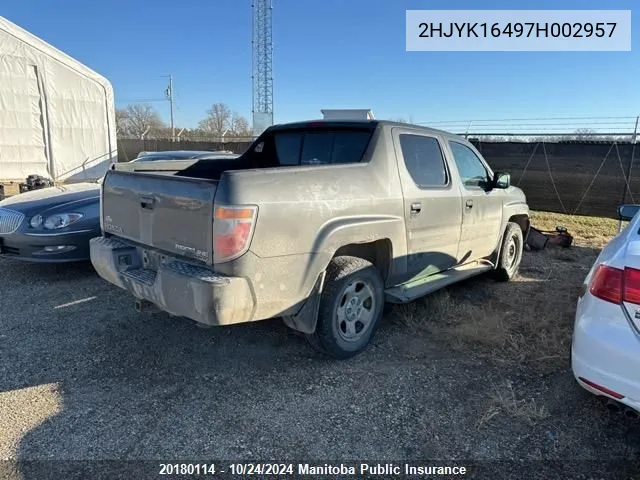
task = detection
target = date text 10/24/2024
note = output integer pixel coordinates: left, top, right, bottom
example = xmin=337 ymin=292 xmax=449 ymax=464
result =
xmin=405 ymin=10 xmax=632 ymax=51
xmin=157 ymin=463 xmax=469 ymax=476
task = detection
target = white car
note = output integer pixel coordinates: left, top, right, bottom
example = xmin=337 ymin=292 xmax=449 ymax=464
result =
xmin=572 ymin=204 xmax=640 ymax=416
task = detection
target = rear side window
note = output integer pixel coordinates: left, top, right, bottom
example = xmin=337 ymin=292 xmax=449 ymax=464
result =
xmin=399 ymin=134 xmax=448 ymax=187
xmin=273 ymin=133 xmax=302 ymax=165
xmin=272 ymin=130 xmax=372 ymax=166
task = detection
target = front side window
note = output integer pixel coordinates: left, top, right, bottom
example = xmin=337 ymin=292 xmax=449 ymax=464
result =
xmin=448 ymin=141 xmax=489 ymax=188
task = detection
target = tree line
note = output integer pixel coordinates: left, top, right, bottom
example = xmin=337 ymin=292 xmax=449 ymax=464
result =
xmin=116 ymin=102 xmax=253 ymax=140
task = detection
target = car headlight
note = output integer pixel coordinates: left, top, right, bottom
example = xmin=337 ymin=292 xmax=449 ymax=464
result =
xmin=29 ymin=215 xmax=43 ymax=228
xmin=43 ymin=213 xmax=84 ymax=230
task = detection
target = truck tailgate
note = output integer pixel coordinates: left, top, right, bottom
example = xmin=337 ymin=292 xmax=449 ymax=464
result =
xmin=101 ymin=170 xmax=217 ymax=264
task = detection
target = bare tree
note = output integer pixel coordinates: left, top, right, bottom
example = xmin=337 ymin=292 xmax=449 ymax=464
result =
xmin=115 ymin=109 xmax=129 ymax=136
xmin=117 ymin=104 xmax=165 ymax=138
xmin=230 ymin=112 xmax=252 ymax=138
xmin=198 ymin=103 xmax=252 ymax=139
xmin=127 ymin=104 xmax=165 ymax=138
xmin=391 ymin=116 xmax=415 ymax=124
xmin=199 ymin=103 xmax=232 ymax=137
xmin=572 ymin=128 xmax=597 ymax=141
xmin=179 ymin=128 xmax=208 ymax=141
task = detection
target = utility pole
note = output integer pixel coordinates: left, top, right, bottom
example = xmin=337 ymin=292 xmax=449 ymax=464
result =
xmin=163 ymin=75 xmax=175 ymax=141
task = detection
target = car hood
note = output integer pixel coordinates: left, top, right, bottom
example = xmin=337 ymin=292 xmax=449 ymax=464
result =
xmin=0 ymin=183 xmax=100 ymax=215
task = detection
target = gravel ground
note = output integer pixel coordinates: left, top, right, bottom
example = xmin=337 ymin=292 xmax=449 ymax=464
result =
xmin=1 ymin=252 xmax=640 ymax=480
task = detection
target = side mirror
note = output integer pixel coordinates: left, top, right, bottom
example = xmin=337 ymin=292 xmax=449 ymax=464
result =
xmin=493 ymin=172 xmax=511 ymax=189
xmin=618 ymin=204 xmax=640 ymax=222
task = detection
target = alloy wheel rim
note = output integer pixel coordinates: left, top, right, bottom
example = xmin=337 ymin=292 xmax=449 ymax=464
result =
xmin=335 ymin=279 xmax=376 ymax=342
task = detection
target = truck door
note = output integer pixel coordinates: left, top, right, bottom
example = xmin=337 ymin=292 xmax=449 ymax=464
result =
xmin=393 ymin=128 xmax=463 ymax=280
xmin=446 ymin=140 xmax=503 ymax=263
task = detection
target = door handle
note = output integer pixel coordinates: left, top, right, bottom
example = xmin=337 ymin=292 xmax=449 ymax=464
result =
xmin=410 ymin=202 xmax=422 ymax=215
xmin=465 ymin=199 xmax=474 ymax=209
xmin=140 ymin=195 xmax=155 ymax=210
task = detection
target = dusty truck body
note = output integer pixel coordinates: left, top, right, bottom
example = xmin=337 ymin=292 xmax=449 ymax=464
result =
xmin=90 ymin=120 xmax=530 ymax=358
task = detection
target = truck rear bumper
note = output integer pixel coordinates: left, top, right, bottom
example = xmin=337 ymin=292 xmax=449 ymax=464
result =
xmin=90 ymin=236 xmax=256 ymax=326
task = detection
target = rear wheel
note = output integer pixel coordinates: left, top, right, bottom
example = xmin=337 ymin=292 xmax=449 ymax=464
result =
xmin=307 ymin=256 xmax=384 ymax=359
xmin=494 ymin=222 xmax=524 ymax=282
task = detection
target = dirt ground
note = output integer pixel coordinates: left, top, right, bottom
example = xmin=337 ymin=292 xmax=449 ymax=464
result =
xmin=1 ymin=211 xmax=639 ymax=479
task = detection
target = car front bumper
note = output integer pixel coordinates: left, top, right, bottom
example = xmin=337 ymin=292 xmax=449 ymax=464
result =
xmin=89 ymin=236 xmax=256 ymax=326
xmin=0 ymin=228 xmax=100 ymax=263
xmin=571 ymin=291 xmax=640 ymax=413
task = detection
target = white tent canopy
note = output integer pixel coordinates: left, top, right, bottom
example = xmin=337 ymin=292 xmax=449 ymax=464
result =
xmin=0 ymin=16 xmax=116 ymax=182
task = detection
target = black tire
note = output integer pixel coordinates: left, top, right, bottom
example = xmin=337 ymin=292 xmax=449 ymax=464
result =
xmin=493 ymin=222 xmax=524 ymax=282
xmin=307 ymin=256 xmax=384 ymax=359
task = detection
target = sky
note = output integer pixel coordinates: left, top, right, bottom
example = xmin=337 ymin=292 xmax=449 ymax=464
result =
xmin=2 ymin=0 xmax=640 ymax=132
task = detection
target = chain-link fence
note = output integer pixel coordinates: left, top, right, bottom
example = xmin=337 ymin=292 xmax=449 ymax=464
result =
xmin=117 ymin=137 xmax=254 ymax=162
xmin=471 ymin=139 xmax=637 ymax=218
xmin=117 ymin=136 xmax=638 ymax=219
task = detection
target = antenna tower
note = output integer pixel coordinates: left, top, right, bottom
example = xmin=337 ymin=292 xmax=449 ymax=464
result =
xmin=252 ymin=0 xmax=274 ymax=136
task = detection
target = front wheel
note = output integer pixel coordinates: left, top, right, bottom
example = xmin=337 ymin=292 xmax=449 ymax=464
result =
xmin=307 ymin=256 xmax=384 ymax=359
xmin=493 ymin=222 xmax=524 ymax=282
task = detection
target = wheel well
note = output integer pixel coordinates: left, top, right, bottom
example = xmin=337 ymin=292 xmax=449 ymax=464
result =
xmin=508 ymin=214 xmax=530 ymax=237
xmin=490 ymin=214 xmax=530 ymax=266
xmin=333 ymin=239 xmax=392 ymax=282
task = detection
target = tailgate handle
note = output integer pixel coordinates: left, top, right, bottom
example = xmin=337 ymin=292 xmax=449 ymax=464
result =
xmin=140 ymin=195 xmax=155 ymax=210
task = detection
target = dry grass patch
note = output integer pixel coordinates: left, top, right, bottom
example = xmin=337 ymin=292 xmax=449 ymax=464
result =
xmin=530 ymin=210 xmax=619 ymax=249
xmin=393 ymin=211 xmax=617 ymax=428
xmin=392 ymin=272 xmax=575 ymax=367
xmin=391 ymin=231 xmax=601 ymax=368
xmin=389 ymin=212 xmax=611 ymax=369
xmin=478 ymin=380 xmax=550 ymax=427
xmin=392 ymin=289 xmax=512 ymax=353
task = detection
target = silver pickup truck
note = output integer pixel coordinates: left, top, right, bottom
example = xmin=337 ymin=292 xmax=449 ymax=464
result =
xmin=90 ymin=120 xmax=529 ymax=358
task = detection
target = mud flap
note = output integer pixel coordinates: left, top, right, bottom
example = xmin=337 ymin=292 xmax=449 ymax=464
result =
xmin=282 ymin=271 xmax=326 ymax=334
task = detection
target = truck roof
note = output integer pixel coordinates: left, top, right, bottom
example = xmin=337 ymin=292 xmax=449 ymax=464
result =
xmin=268 ymin=119 xmax=461 ymax=139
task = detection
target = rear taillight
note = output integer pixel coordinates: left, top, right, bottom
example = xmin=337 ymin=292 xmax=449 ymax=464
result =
xmin=590 ymin=265 xmax=623 ymax=304
xmin=213 ymin=205 xmax=257 ymax=263
xmin=589 ymin=264 xmax=640 ymax=305
xmin=623 ymin=266 xmax=640 ymax=304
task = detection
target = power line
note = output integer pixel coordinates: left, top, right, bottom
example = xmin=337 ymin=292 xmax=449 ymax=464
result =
xmin=116 ymin=98 xmax=167 ymax=104
xmin=458 ymin=132 xmax=635 ymax=137
xmin=416 ymin=115 xmax=638 ymax=125
xmin=461 ymin=127 xmax=634 ymax=133
xmin=432 ymin=121 xmax=636 ymax=128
